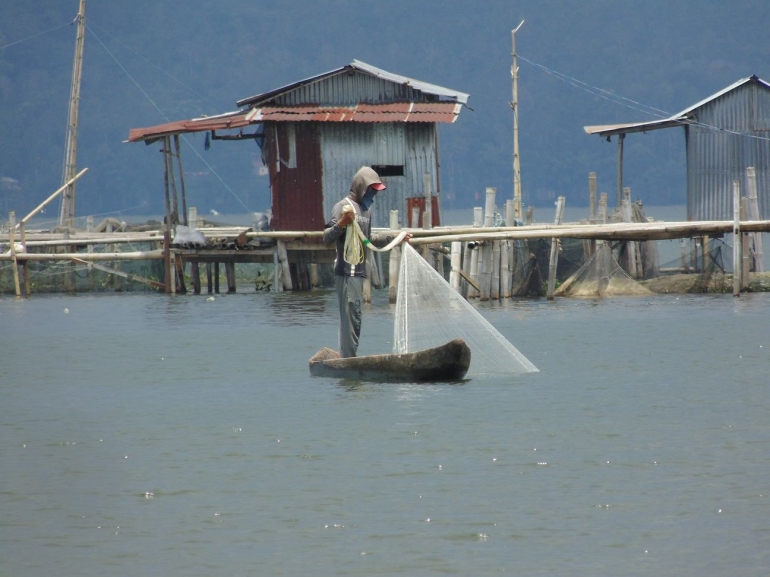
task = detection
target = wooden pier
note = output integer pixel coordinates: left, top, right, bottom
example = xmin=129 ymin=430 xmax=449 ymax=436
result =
xmin=3 ymin=216 xmax=770 ymax=298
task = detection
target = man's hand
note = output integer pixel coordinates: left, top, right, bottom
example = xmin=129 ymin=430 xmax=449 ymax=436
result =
xmin=338 ymin=210 xmax=354 ymax=228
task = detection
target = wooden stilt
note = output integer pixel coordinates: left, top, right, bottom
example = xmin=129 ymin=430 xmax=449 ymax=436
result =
xmin=191 ymin=262 xmax=201 ymax=294
xmin=214 ymin=262 xmax=220 ymax=294
xmin=733 ymin=180 xmax=742 ymax=296
xmin=206 ymin=263 xmax=213 ymax=294
xmin=547 ymin=196 xmax=566 ymax=299
xmin=8 ymin=212 xmax=22 ymax=298
xmin=741 ymin=197 xmax=750 ymax=290
xmin=225 ymin=261 xmax=236 ymax=293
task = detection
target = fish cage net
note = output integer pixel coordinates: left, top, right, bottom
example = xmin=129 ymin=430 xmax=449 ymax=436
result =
xmin=554 ymin=242 xmax=654 ymax=297
xmin=394 ymin=243 xmax=538 ymax=376
xmin=654 ymin=238 xmax=730 ymax=294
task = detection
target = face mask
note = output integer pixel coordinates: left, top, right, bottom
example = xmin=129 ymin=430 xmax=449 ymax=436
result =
xmin=361 ymin=188 xmax=377 ymax=211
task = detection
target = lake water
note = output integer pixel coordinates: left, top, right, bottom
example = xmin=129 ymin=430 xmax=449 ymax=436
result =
xmin=1 ymin=289 xmax=769 ymax=576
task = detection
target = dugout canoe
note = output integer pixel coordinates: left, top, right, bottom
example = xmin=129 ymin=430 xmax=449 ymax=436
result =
xmin=309 ymin=339 xmax=471 ymax=382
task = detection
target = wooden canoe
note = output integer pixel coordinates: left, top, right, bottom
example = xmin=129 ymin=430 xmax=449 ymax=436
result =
xmin=309 ymin=338 xmax=471 ymax=382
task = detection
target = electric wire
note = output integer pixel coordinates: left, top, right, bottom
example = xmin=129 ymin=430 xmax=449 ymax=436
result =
xmin=519 ymin=53 xmax=770 ymax=143
xmin=86 ymin=24 xmax=253 ymax=213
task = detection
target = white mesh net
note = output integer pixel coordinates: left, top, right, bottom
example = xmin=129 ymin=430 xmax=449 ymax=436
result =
xmin=554 ymin=242 xmax=654 ymax=297
xmin=394 ymin=243 xmax=538 ymax=376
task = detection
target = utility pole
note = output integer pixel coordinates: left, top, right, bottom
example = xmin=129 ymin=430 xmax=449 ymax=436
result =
xmin=59 ymin=0 xmax=87 ymax=227
xmin=510 ymin=20 xmax=524 ymax=222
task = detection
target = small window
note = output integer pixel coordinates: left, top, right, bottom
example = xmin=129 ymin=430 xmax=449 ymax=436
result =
xmin=372 ymin=165 xmax=405 ymax=177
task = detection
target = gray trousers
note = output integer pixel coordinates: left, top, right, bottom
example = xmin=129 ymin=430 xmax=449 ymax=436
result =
xmin=335 ymin=275 xmax=363 ymax=358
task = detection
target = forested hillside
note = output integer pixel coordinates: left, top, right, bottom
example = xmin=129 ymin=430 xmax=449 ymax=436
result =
xmin=1 ymin=0 xmax=768 ymax=219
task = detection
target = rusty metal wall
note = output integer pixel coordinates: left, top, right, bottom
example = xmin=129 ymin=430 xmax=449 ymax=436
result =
xmin=274 ymin=70 xmax=429 ymax=107
xmin=687 ymin=81 xmax=770 ymax=220
xmin=319 ymin=123 xmax=438 ymax=229
xmin=266 ymin=122 xmax=325 ymax=231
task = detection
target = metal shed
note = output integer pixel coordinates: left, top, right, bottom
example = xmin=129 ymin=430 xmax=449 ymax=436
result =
xmin=129 ymin=60 xmax=469 ymax=231
xmin=584 ymin=75 xmax=770 ymax=220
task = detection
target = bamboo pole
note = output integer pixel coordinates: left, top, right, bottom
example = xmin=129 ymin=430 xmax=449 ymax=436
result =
xmin=501 ymin=240 xmax=511 ymax=298
xmin=589 ymin=172 xmax=597 ymax=221
xmin=21 ymin=168 xmax=89 ymax=226
xmin=484 ymin=187 xmax=497 ymax=227
xmin=450 ymin=241 xmax=462 ymax=292
xmin=547 ymin=196 xmax=566 ymax=299
xmin=3 ymin=250 xmax=163 ymax=261
xmin=491 ymin=241 xmax=501 ymax=300
xmin=511 ymin=20 xmax=525 ymax=220
xmin=162 ymin=137 xmax=172 ymax=294
xmin=8 ymin=212 xmax=22 ymax=298
xmin=277 ymin=241 xmax=293 ymax=291
xmin=174 ymin=135 xmax=188 ymax=225
xmin=733 ymin=180 xmax=742 ymax=297
xmin=746 ymin=166 xmax=764 ymax=272
xmin=741 ymin=198 xmax=750 ymax=290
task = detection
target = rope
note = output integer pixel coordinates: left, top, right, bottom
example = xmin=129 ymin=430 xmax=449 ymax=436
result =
xmin=342 ymin=200 xmax=409 ymax=265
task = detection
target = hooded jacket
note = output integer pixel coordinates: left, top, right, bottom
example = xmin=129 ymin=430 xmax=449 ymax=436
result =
xmin=323 ymin=166 xmax=393 ymax=277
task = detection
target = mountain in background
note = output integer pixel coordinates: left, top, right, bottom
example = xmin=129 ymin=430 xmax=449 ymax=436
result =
xmin=1 ymin=0 xmax=768 ymax=220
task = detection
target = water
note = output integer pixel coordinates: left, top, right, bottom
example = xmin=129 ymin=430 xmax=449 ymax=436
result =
xmin=2 ymin=290 xmax=769 ymax=576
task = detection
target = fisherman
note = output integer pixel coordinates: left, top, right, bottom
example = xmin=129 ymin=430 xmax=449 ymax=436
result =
xmin=323 ymin=166 xmax=410 ymax=358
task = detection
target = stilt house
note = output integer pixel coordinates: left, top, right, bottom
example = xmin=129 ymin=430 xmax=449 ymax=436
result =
xmin=585 ymin=75 xmax=770 ymax=220
xmin=129 ymin=60 xmax=469 ymax=231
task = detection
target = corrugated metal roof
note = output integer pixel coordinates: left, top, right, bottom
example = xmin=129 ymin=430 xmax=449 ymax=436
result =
xmin=236 ymin=60 xmax=469 ymax=107
xmin=128 ymin=102 xmax=461 ymax=143
xmin=584 ymin=75 xmax=770 ymax=137
xmin=127 ymin=109 xmax=259 ymax=143
xmin=254 ymin=102 xmax=462 ymax=123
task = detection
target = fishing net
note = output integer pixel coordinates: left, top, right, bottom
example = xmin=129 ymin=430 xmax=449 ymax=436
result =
xmin=645 ymin=238 xmax=730 ymax=294
xmin=554 ymin=242 xmax=653 ymax=297
xmin=394 ymin=243 xmax=538 ymax=376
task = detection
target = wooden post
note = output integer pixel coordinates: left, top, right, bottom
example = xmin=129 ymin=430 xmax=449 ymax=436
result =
xmin=501 ymin=240 xmax=511 ymax=298
xmin=484 ymin=187 xmax=497 ymax=227
xmin=191 ymin=262 xmax=201 ymax=294
xmin=746 ymin=166 xmax=764 ymax=272
xmin=310 ymin=263 xmax=319 ymax=288
xmin=389 ymin=209 xmax=401 ymax=303
xmin=423 ymin=172 xmax=432 ymax=230
xmin=478 ymin=243 xmax=492 ymax=301
xmin=473 ymin=207 xmax=483 ymax=227
xmin=174 ymin=135 xmax=188 ymax=225
xmin=162 ymin=138 xmax=172 ymax=294
xmin=389 ymin=245 xmax=401 ymax=303
xmin=599 ymin=192 xmax=608 ymax=224
xmin=277 ymin=241 xmax=293 ymax=291
xmin=462 ymin=242 xmax=472 ymax=298
xmin=8 ymin=212 xmax=22 ymax=298
xmin=741 ymin=197 xmax=750 ymax=290
xmin=589 ymin=172 xmax=597 ymax=221
xmin=214 ymin=262 xmax=220 ymax=293
xmin=469 ymin=244 xmax=480 ymax=298
xmin=225 ymin=261 xmax=236 ymax=293
xmin=733 ymin=180 xmax=742 ymax=296
xmin=86 ymin=215 xmax=94 ymax=291
xmin=547 ymin=196 xmax=566 ymax=299
xmin=272 ymin=250 xmax=281 ymax=292
xmin=491 ymin=241 xmax=501 ymax=300
xmin=511 ymin=20 xmax=525 ymax=220
xmin=617 ymin=133 xmax=625 ymax=206
xmin=63 ymin=228 xmax=74 ymax=293
xmin=169 ymin=250 xmax=177 ymax=295
xmin=411 ymin=206 xmax=420 ymax=229
xmin=449 ymin=241 xmax=462 ymax=292
xmin=702 ymin=235 xmax=710 ymax=274
xmin=19 ymin=220 xmax=30 ymax=297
